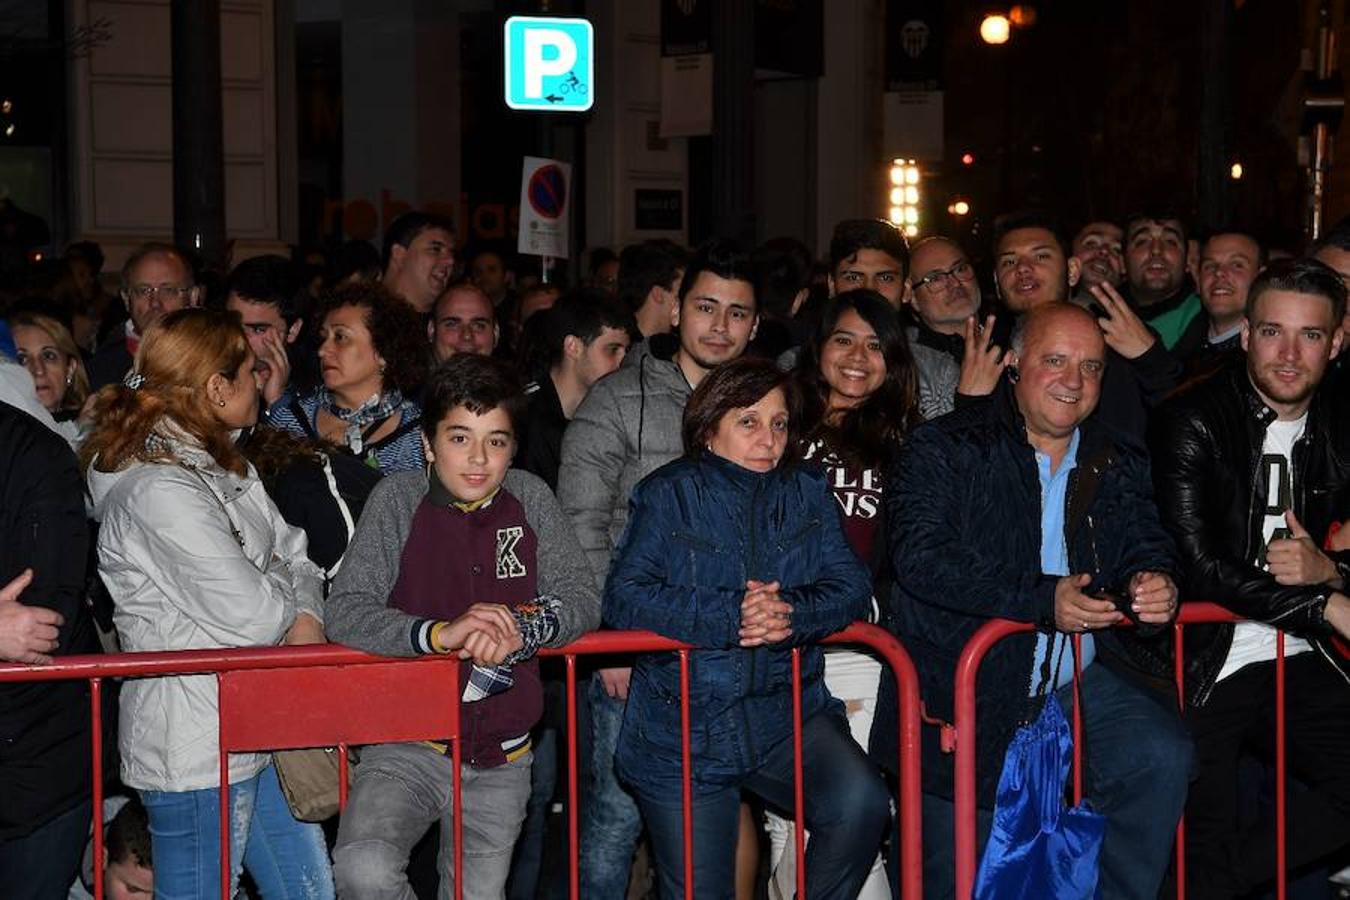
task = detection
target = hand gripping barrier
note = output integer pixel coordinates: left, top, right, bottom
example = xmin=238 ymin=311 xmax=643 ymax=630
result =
xmin=0 ymin=622 xmax=923 ymax=900
xmin=951 ymin=603 xmax=1293 ymax=900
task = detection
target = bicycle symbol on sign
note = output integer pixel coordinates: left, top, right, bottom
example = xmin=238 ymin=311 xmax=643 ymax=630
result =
xmin=559 ymin=70 xmax=588 ymax=96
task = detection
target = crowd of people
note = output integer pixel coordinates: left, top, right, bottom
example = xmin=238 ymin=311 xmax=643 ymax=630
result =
xmin=0 ymin=205 xmax=1348 ymax=900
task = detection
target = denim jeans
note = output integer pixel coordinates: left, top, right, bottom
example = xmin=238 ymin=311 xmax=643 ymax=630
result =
xmin=766 ymin=650 xmax=891 ymax=900
xmin=1063 ymin=663 xmax=1192 ymax=899
xmin=578 ymin=674 xmax=643 ymax=899
xmin=507 ymin=723 xmax=557 ymax=900
xmin=332 ymin=742 xmax=532 ymax=900
xmin=920 ymin=793 xmax=993 ymax=900
xmin=920 ymin=662 xmax=1190 ymax=900
xmin=0 ymin=799 xmax=90 ymax=900
xmin=635 ymin=711 xmax=890 ymax=900
xmin=139 ymin=763 xmax=334 ymax=900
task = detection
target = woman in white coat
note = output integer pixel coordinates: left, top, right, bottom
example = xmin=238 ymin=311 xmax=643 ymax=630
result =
xmin=83 ymin=308 xmax=334 ymax=900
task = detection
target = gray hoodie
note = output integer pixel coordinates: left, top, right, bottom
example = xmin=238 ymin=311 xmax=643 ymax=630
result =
xmin=557 ymin=339 xmax=691 ymax=588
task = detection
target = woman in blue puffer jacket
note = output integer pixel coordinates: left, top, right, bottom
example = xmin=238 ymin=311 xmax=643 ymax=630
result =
xmin=603 ymin=357 xmax=889 ymax=900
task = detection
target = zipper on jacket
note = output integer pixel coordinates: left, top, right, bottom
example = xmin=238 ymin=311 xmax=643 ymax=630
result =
xmin=1315 ymin=641 xmax=1350 ymax=688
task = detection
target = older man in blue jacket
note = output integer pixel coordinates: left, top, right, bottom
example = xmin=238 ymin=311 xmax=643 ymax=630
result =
xmin=887 ymin=303 xmax=1192 ymax=900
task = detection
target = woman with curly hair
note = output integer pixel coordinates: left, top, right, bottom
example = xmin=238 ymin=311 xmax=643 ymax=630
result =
xmin=267 ymin=280 xmax=428 ymax=473
xmin=82 ymin=307 xmax=334 ymax=899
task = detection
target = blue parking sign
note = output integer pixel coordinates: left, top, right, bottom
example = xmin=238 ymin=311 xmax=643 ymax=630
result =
xmin=504 ymin=16 xmax=594 ymax=113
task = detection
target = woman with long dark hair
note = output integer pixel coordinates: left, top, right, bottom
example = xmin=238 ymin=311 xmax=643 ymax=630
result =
xmin=604 ymin=356 xmax=889 ymax=900
xmin=767 ymin=289 xmax=921 ymax=898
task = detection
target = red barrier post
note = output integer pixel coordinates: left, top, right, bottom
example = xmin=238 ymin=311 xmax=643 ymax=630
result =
xmin=1173 ymin=620 xmax=1187 ymax=898
xmin=679 ymin=650 xmax=694 ymax=900
xmin=218 ymin=674 xmax=232 ymax=900
xmin=566 ymin=654 xmax=579 ymax=900
xmin=453 ymin=723 xmax=464 ymax=900
xmin=90 ymin=678 xmax=104 ymax=900
xmin=1275 ymin=633 xmax=1286 ymax=900
xmin=953 ymin=618 xmax=1030 ymax=898
xmin=791 ymin=648 xmax=807 ymax=900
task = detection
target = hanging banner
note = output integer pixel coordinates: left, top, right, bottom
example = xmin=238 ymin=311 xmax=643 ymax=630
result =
xmin=886 ymin=0 xmax=944 ymax=91
xmin=517 ymin=156 xmax=571 ymax=258
xmin=660 ymin=53 xmax=713 ymax=137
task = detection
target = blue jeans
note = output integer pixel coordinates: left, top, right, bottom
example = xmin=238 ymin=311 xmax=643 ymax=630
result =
xmin=922 ymin=663 xmax=1190 ymax=900
xmin=919 ymin=793 xmax=993 ymax=900
xmin=0 ymin=799 xmax=90 ymax=900
xmin=507 ymin=723 xmax=557 ymax=900
xmin=634 ymin=711 xmax=890 ymax=900
xmin=578 ymin=675 xmax=643 ymax=899
xmin=140 ymin=763 xmax=334 ymax=900
xmin=1064 ymin=663 xmax=1191 ymax=900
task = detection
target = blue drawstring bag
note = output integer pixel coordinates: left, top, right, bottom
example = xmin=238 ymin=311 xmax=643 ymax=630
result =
xmin=973 ymin=646 xmax=1105 ymax=899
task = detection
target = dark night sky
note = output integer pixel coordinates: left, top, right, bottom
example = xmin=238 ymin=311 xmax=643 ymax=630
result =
xmin=934 ymin=0 xmax=1306 ymax=253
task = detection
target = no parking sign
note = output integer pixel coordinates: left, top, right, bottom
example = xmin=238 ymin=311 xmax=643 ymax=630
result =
xmin=517 ymin=156 xmax=571 ymax=259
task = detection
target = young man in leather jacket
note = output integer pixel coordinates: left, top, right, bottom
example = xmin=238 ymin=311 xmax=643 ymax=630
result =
xmin=1145 ymin=257 xmax=1350 ymax=898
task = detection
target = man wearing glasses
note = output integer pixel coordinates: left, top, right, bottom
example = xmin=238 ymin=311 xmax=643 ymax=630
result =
xmin=88 ymin=243 xmax=199 ymax=391
xmin=905 ymin=236 xmax=982 ymax=418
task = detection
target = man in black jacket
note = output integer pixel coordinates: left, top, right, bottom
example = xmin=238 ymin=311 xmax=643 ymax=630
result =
xmin=0 ymin=402 xmax=94 ymax=898
xmin=888 ymin=302 xmax=1190 ymax=899
xmin=1144 ymin=258 xmax=1350 ymax=898
xmin=516 ymin=291 xmax=633 ymax=490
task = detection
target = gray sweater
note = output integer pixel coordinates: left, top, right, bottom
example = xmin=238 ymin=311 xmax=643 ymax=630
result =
xmin=557 ymin=346 xmax=692 ymax=588
xmin=325 ymin=468 xmax=600 ymax=656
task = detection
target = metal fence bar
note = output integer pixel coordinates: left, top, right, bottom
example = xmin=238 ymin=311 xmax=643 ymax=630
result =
xmin=953 ymin=603 xmax=1295 ymax=900
xmin=1173 ymin=619 xmax=1187 ymax=895
xmin=1275 ymin=632 xmax=1287 ymax=900
xmin=791 ymin=647 xmax=807 ymax=900
xmin=565 ymin=654 xmax=580 ymax=900
xmin=1 ymin=624 xmax=923 ymax=900
xmin=679 ymin=649 xmax=694 ymax=900
xmin=89 ymin=677 xmax=104 ymax=900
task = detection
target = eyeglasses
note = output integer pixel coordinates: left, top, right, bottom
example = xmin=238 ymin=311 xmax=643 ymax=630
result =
xmin=913 ymin=260 xmax=975 ymax=292
xmin=126 ymin=283 xmax=193 ymax=302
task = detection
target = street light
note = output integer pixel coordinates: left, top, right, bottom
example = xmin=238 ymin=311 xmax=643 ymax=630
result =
xmin=888 ymin=159 xmax=922 ymax=238
xmin=1230 ymin=162 xmax=1244 ymax=180
xmin=980 ymin=14 xmax=1011 ymax=45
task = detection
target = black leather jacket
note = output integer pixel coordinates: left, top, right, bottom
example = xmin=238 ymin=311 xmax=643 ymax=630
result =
xmin=1140 ymin=362 xmax=1350 ymax=706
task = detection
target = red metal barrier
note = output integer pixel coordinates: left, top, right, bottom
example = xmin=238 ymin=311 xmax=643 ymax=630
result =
xmin=951 ymin=603 xmax=1288 ymax=900
xmin=0 ymin=623 xmax=923 ymax=900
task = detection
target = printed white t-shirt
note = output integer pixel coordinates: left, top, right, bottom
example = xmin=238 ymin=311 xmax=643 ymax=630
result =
xmin=1216 ymin=413 xmax=1313 ymax=681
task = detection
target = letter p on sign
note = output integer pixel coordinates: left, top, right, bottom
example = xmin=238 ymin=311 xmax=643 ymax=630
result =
xmin=504 ymin=16 xmax=594 ymax=113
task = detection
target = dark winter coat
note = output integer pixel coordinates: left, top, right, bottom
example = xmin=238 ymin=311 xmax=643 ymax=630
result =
xmin=604 ymin=453 xmax=871 ymax=796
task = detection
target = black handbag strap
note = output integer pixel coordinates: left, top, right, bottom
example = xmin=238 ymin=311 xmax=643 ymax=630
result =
xmin=1022 ymin=630 xmax=1066 ymax=725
